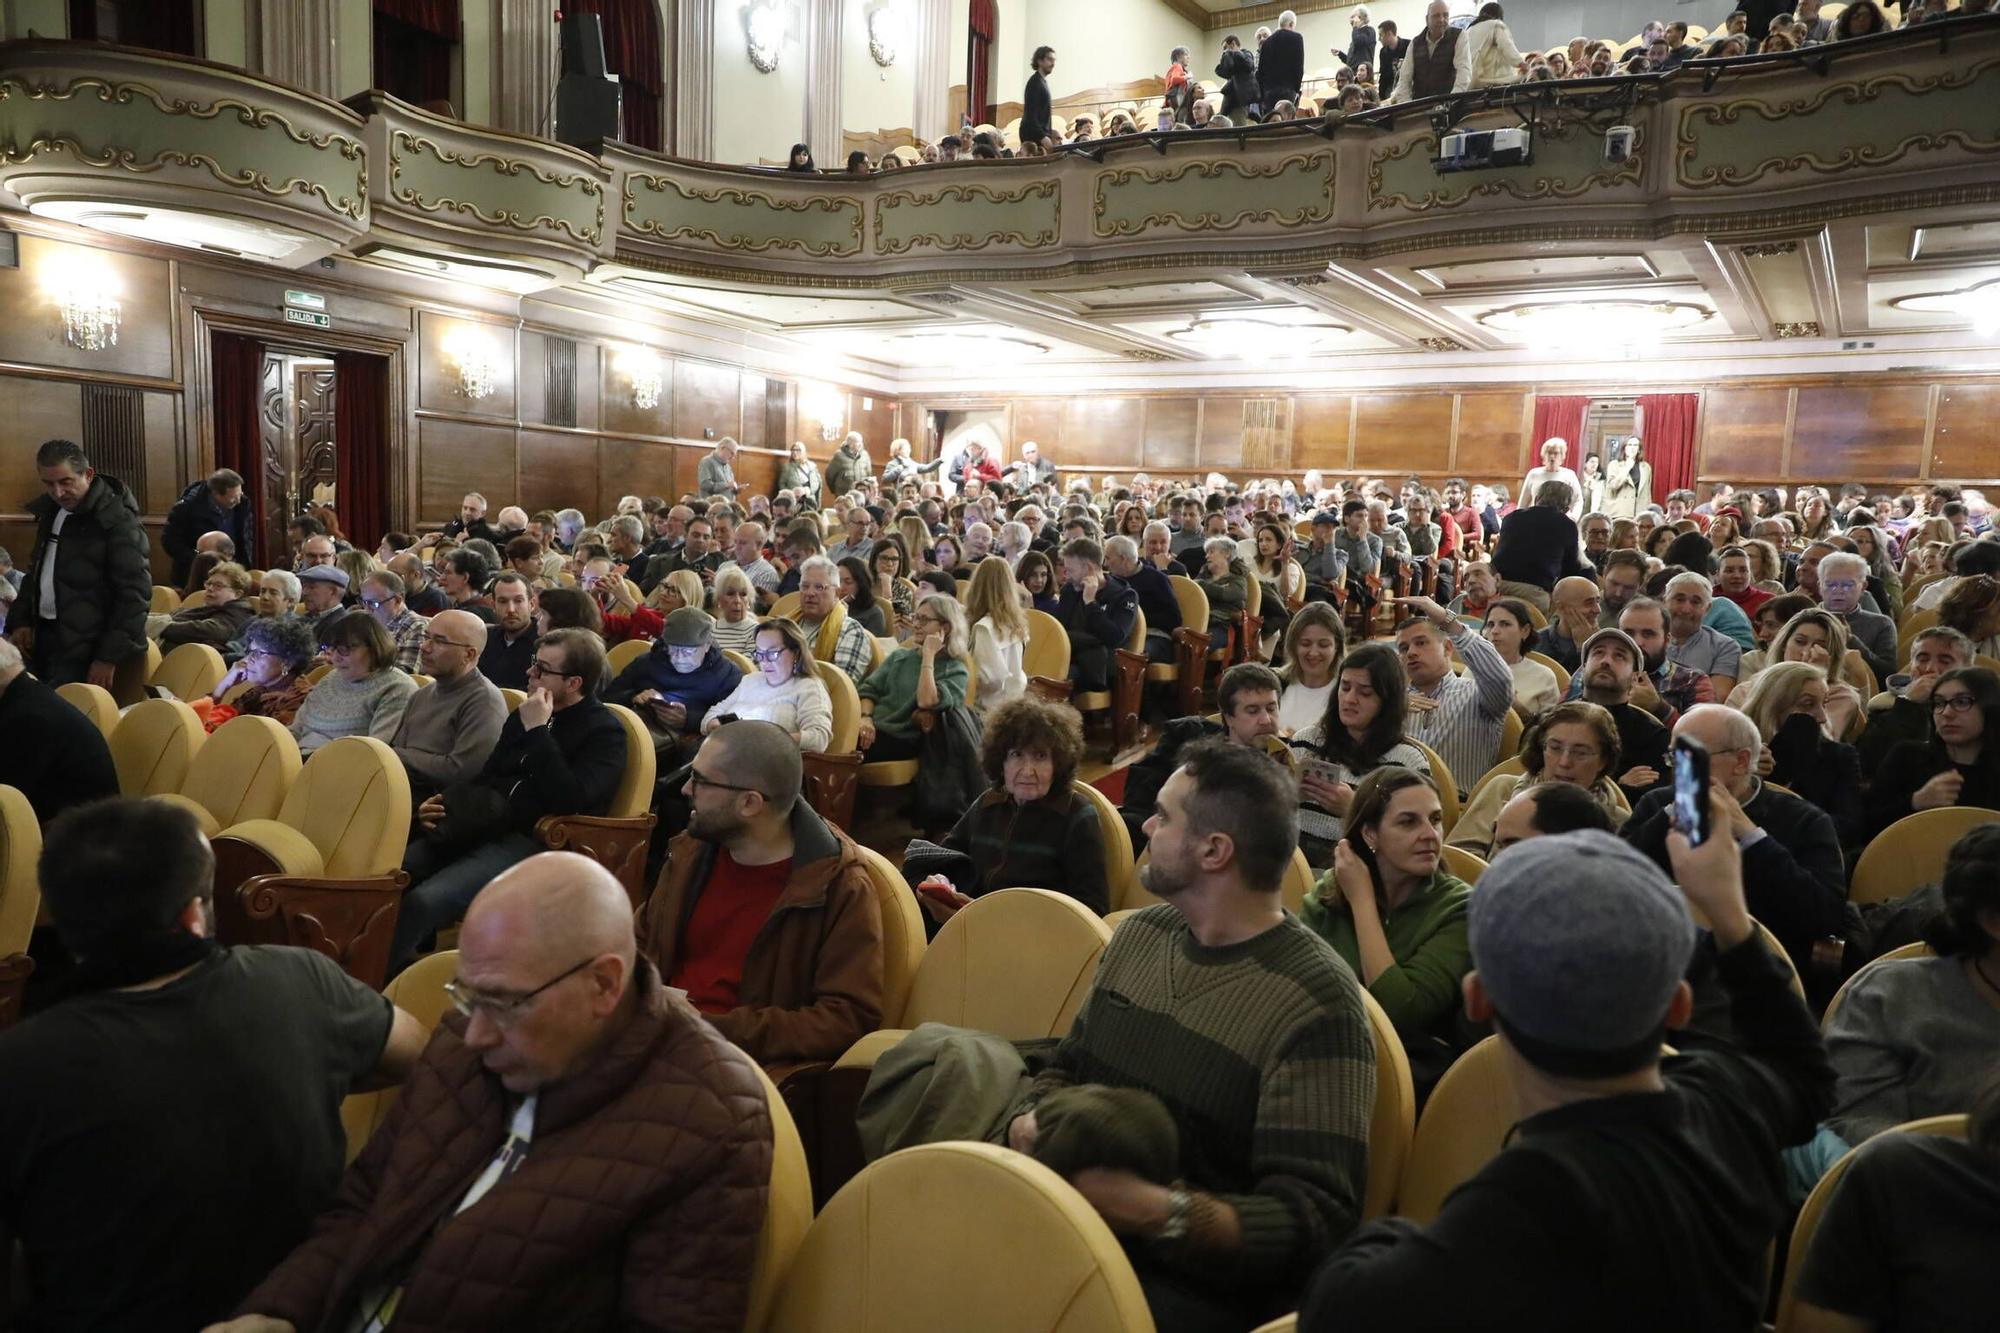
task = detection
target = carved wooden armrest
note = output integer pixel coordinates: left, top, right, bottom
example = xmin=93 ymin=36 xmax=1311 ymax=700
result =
xmin=1028 ymin=675 xmax=1075 ymax=703
xmin=536 ymin=814 xmax=659 ymax=909
xmin=236 ymin=871 xmax=411 ymax=989
xmin=802 ymin=751 xmax=864 ymax=830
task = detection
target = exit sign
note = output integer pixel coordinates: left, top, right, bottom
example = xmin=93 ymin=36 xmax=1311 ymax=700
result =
xmin=284 ymin=307 xmax=331 ymax=330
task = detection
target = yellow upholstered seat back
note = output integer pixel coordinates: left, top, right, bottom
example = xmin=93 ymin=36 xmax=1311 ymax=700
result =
xmin=815 ymin=659 xmax=861 ymax=752
xmin=605 ymin=638 xmax=650 ymax=677
xmin=1022 ymin=609 xmax=1072 ymax=682
xmin=1396 ymin=1034 xmax=1518 ymax=1223
xmin=55 ymin=681 xmax=119 ymax=737
xmin=276 ymin=736 xmax=413 ymax=878
xmin=0 ymin=786 xmax=41 ymax=958
xmin=1360 ymin=989 xmax=1415 ymax=1221
xmin=340 ymin=949 xmax=461 ymax=1159
xmin=603 ymin=703 xmax=655 ymax=819
xmin=765 ymin=1141 xmax=1155 ymax=1333
xmin=769 ymin=591 xmax=803 ymax=622
xmin=110 ymin=698 xmax=206 ymax=797
xmin=1849 ymin=807 xmax=1999 ymax=904
xmin=1071 ymin=780 xmax=1137 ymax=913
xmin=745 ymin=1060 xmax=816 ymax=1333
xmin=1399 ymin=736 xmax=1460 ymax=828
xmin=151 ymin=642 xmax=227 ymax=703
xmin=902 ymin=888 xmax=1110 ymax=1039
xmin=179 ymin=715 xmax=302 ymax=831
xmin=849 ymin=844 xmax=928 ymax=1024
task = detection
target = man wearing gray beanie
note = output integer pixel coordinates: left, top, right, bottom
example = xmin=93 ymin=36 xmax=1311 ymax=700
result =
xmin=1302 ymin=820 xmax=1832 ymax=1332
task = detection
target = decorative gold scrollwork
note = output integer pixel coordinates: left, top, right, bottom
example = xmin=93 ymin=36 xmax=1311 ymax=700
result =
xmin=873 ymin=179 xmax=1060 ymax=255
xmin=387 ymin=130 xmax=605 ymax=244
xmin=1091 ymin=152 xmax=1335 ymax=237
xmin=623 ymin=174 xmax=865 ymax=256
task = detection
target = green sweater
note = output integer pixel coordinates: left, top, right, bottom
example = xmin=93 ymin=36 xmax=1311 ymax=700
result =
xmin=855 ymin=647 xmax=967 ymax=737
xmin=1024 ymin=907 xmax=1376 ymax=1302
xmin=1300 ymin=870 xmax=1472 ymax=1043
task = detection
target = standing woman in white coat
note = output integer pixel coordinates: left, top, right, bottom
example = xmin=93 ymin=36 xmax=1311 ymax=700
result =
xmin=1604 ymin=437 xmax=1653 ymax=520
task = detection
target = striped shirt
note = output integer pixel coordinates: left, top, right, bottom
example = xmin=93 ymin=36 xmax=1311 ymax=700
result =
xmin=1025 ymin=907 xmax=1375 ymax=1299
xmin=1405 ymin=620 xmax=1515 ymax=794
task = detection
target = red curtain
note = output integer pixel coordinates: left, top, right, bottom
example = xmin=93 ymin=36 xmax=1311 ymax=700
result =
xmin=968 ymin=0 xmax=997 ymax=125
xmin=211 ymin=332 xmax=266 ymax=566
xmin=1530 ymin=395 xmax=1590 ymax=456
xmin=334 ymin=352 xmax=393 ymax=554
xmin=374 ymin=0 xmax=460 ymax=36
xmin=568 ymin=0 xmax=663 ymax=149
xmin=373 ymin=0 xmax=458 ymax=107
xmin=1637 ymin=393 xmax=1700 ymax=504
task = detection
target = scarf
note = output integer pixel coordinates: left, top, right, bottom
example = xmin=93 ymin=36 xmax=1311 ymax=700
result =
xmin=804 ymin=601 xmax=849 ymax=664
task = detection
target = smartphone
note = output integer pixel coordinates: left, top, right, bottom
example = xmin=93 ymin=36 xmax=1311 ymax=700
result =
xmin=1671 ymin=735 xmax=1710 ymax=846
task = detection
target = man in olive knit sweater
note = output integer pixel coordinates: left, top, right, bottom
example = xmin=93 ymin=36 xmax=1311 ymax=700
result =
xmin=1006 ymin=742 xmax=1376 ymax=1332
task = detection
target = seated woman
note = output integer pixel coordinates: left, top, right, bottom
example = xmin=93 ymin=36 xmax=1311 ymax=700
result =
xmin=1276 ymin=604 xmax=1345 ymax=736
xmin=928 ymin=534 xmax=965 ymax=582
xmin=1732 ymin=608 xmax=1869 ymax=743
xmin=223 ymin=569 xmax=300 ymax=662
xmin=708 ymin=566 xmax=760 ymax=656
xmin=1809 ymin=825 xmax=2000 ymax=1183
xmin=1251 ymin=521 xmax=1303 ymax=655
xmin=701 ymin=617 xmax=833 ymax=753
xmin=1739 ymin=661 xmax=1865 ymax=851
xmin=534 ymin=586 xmax=602 ymax=637
xmin=1870 ymin=667 xmax=2000 ymax=836
xmin=1736 ymin=591 xmax=1815 ymax=678
xmin=1300 ymin=767 xmax=1471 ymax=1047
xmin=837 ymin=556 xmax=889 ymax=637
xmin=964 ymin=555 xmax=1029 ymax=709
xmin=1195 ymin=536 xmax=1252 ymax=641
xmin=1290 ymin=642 xmax=1433 ymax=866
xmin=857 ymin=592 xmax=970 ymax=763
xmin=913 ymin=695 xmax=1108 ymax=924
xmin=1481 ymin=596 xmax=1559 ymax=720
xmin=869 ymin=535 xmax=919 ymax=635
xmin=160 ymin=562 xmax=258 ymax=651
xmin=1015 ymin=549 xmax=1060 ymax=616
xmin=288 ymin=610 xmax=417 ymax=756
xmin=206 ymin=615 xmax=316 ymax=730
xmin=1448 ymin=702 xmax=1628 ymax=858
xmin=650 ymin=569 xmax=705 ymax=621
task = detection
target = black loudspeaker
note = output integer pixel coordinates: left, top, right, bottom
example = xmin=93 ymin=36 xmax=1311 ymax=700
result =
xmin=555 ymin=12 xmax=622 ymax=148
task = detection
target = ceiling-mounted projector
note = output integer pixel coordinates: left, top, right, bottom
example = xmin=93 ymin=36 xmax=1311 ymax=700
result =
xmin=1434 ymin=127 xmax=1532 ymax=173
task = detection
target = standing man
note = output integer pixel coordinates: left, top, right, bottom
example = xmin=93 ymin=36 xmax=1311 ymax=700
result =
xmin=824 ymin=431 xmax=873 ymax=499
xmin=1376 ymin=18 xmax=1409 ymax=95
xmin=1259 ymin=10 xmax=1306 ymax=112
xmin=9 ymin=439 xmax=150 ymax=694
xmin=1385 ymin=0 xmax=1460 ymax=103
xmin=1008 ymin=440 xmax=1058 ymax=489
xmin=163 ymin=468 xmax=253 ymax=587
xmin=698 ymin=435 xmax=746 ymax=500
xmin=1216 ymin=33 xmax=1260 ymax=124
xmin=1489 ymin=481 xmax=1591 ymax=612
xmin=1020 ymin=46 xmax=1056 ymax=153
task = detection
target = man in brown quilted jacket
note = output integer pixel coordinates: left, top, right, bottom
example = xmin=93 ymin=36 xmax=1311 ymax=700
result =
xmin=212 ymin=853 xmax=773 ymax=1333
xmin=639 ymin=719 xmax=887 ymax=1074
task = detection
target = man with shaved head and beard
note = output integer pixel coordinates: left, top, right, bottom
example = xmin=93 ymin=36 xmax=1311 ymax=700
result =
xmin=220 ymin=853 xmax=774 ymax=1333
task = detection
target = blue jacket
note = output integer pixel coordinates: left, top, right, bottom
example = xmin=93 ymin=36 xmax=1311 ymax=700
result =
xmin=1056 ymin=573 xmax=1139 ymax=651
xmin=604 ymin=643 xmax=743 ymax=732
xmin=1123 ymin=563 xmax=1181 ymax=635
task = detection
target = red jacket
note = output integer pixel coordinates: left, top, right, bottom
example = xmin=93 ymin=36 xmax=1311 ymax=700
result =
xmin=237 ymin=963 xmax=771 ymax=1333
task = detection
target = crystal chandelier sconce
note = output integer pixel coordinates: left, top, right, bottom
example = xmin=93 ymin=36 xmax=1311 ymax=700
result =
xmin=444 ymin=329 xmax=501 ymax=400
xmin=615 ymin=345 xmax=665 ymax=410
xmin=48 ymin=264 xmax=121 ymax=351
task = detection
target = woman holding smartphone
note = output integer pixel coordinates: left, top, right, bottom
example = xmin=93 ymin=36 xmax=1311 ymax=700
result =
xmin=1289 ymin=642 xmax=1433 ymax=866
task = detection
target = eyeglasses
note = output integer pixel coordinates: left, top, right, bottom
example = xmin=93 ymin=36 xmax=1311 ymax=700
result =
xmin=750 ymin=646 xmax=790 ymax=663
xmin=1542 ymin=741 xmax=1602 ymax=761
xmin=525 ymin=659 xmax=576 ymax=679
xmin=1932 ymin=694 xmax=1978 ymax=714
xmin=443 ymin=956 xmax=596 ymax=1027
xmin=686 ymin=768 xmax=765 ymax=797
xmin=421 ymin=632 xmax=479 ymax=651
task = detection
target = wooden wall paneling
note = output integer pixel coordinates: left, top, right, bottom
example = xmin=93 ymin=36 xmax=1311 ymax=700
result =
xmin=518 ymin=330 xmax=549 ymax=426
xmin=731 ymin=447 xmax=782 ymax=499
xmin=416 ymin=417 xmax=519 ymax=522
xmin=1013 ymin=399 xmax=1065 ymax=460
xmin=739 ymin=372 xmax=770 ymax=450
xmin=1197 ymin=396 xmax=1249 ymax=471
xmin=573 ymin=342 xmax=602 ymax=431
xmin=603 ymin=439 xmax=680 ymax=510
xmin=142 ymin=390 xmax=182 ymax=514
xmin=518 ymin=430 xmax=599 ymax=515
xmin=672 ymin=358 xmax=743 ymax=442
xmin=1790 ymin=384 xmax=1931 ymax=480
xmin=852 ymin=393 xmax=898 ymax=450
xmin=0 ymin=376 xmax=84 ymax=502
xmin=1354 ymin=394 xmax=1453 ymax=473
xmin=416 ymin=311 xmax=517 ymax=418
xmin=0 ymin=235 xmax=176 ymax=382
xmin=1931 ymin=382 xmax=2000 ymax=481
xmin=1140 ymin=397 xmax=1199 ymax=471
xmin=1697 ymin=386 xmax=1790 ymax=479
xmin=602 ymin=350 xmax=672 ymax=439
xmin=1061 ymin=396 xmax=1147 ymax=469
xmin=1452 ymin=391 xmax=1532 ymax=482
xmin=1291 ymin=394 xmax=1354 ymax=473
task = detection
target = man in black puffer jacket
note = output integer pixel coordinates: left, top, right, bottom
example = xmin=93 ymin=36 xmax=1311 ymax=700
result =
xmin=9 ymin=440 xmax=151 ymax=694
xmin=161 ymin=469 xmax=254 ymax=586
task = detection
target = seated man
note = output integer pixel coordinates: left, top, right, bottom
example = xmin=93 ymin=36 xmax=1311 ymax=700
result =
xmin=1298 ymin=510 xmax=1349 ymax=603
xmin=1334 ymin=501 xmax=1384 ymax=617
xmin=1120 ymin=662 xmax=1284 ymax=844
xmin=385 ymin=552 xmax=448 ymax=616
xmin=1302 ymin=828 xmax=1832 ymax=1329
xmin=718 ymin=521 xmax=780 ymax=608
xmin=1818 ymin=550 xmax=1898 ymax=684
xmin=220 ymin=854 xmax=773 ymax=1333
xmin=359 ymin=570 xmax=428 ymax=674
xmin=638 ymin=720 xmax=884 ymax=1070
xmin=1487 ymin=780 xmax=1617 ymax=856
xmin=1008 ymin=742 xmax=1375 ymax=1330
xmin=1621 ymin=705 xmax=1847 ymax=983
xmin=640 ymin=515 xmax=723 ymax=592
xmin=0 ymin=634 xmax=118 ymax=823
xmin=1536 ymin=574 xmax=1602 ymax=672
xmin=1103 ymin=534 xmax=1180 ymax=663
xmin=387 ymin=609 xmax=507 ymax=806
xmin=1568 ymin=627 xmax=1673 ymax=801
xmin=391 ymin=628 xmax=627 ymax=969
xmin=1860 ymin=624 xmax=1975 ymax=768
xmin=1054 ymin=538 xmax=1138 ymax=694
xmin=1396 ymin=594 xmax=1514 ymax=797
xmin=476 ymin=571 xmax=537 ymax=690
xmin=604 ymin=608 xmax=742 ymax=763
xmin=792 ymin=556 xmax=875 ymax=684
xmin=1619 ymin=597 xmax=1716 ymax=722
xmin=0 ymin=799 xmax=422 ymax=1332
xmin=1662 ymin=571 xmax=1742 ymax=699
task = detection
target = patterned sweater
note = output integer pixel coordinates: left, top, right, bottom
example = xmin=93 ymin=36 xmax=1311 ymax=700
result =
xmin=1023 ymin=907 xmax=1376 ymax=1301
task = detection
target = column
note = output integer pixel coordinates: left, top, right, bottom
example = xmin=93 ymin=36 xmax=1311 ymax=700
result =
xmin=494 ymin=0 xmax=558 ymax=137
xmin=805 ymin=0 xmax=843 ymax=168
xmin=911 ymin=0 xmax=950 ymax=144
xmin=672 ymin=0 xmax=715 ymax=160
xmin=256 ymin=0 xmax=339 ymax=100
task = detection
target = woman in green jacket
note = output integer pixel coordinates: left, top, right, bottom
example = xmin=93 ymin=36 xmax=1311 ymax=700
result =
xmin=856 ymin=590 xmax=969 ymax=762
xmin=1301 ymin=766 xmax=1472 ymax=1047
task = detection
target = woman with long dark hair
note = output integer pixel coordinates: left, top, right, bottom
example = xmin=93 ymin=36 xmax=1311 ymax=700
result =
xmin=1870 ymin=667 xmax=2000 ymax=835
xmin=1289 ymin=642 xmax=1433 ymax=864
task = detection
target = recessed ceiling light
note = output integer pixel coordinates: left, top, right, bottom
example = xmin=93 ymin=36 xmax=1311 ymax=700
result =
xmin=30 ymin=200 xmax=312 ymax=261
xmin=1168 ymin=314 xmax=1354 ymax=357
xmin=1892 ymin=278 xmax=2000 ymax=335
xmin=1477 ymin=300 xmax=1712 ymax=348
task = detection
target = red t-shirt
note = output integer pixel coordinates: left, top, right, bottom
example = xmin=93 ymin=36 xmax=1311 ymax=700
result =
xmin=669 ymin=852 xmax=793 ymax=1015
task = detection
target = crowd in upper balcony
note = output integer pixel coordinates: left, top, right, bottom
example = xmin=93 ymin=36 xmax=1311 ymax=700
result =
xmin=822 ymin=0 xmax=1996 ymax=172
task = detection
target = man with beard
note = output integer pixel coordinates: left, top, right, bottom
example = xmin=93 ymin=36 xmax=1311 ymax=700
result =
xmin=477 ymin=572 xmax=537 ymax=690
xmin=1618 ymin=598 xmax=1716 ymax=721
xmin=1597 ymin=549 xmax=1648 ymax=628
xmin=642 ymin=514 xmax=725 ymax=591
xmin=1569 ymin=627 xmax=1673 ymax=803
xmin=636 ymin=720 xmax=885 ymax=1070
xmin=1008 ymin=741 xmax=1374 ymax=1331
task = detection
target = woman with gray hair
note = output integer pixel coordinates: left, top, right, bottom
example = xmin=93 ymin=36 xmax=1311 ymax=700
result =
xmin=997 ymin=520 xmax=1032 ymax=564
xmin=856 ymin=591 xmax=970 ymax=762
xmin=1196 ymin=534 xmax=1254 ymax=639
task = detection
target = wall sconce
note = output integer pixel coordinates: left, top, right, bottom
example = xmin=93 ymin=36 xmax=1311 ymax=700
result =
xmin=799 ymin=382 xmax=846 ymax=441
xmin=45 ymin=260 xmax=120 ymax=351
xmin=746 ymin=2 xmax=788 ymax=72
xmin=867 ymin=4 xmax=903 ymax=66
xmin=614 ymin=344 xmax=664 ymax=410
xmin=443 ymin=327 xmax=500 ymax=400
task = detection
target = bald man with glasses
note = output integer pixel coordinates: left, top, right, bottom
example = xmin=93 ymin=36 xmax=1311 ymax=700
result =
xmin=385 ymin=609 xmax=507 ymax=805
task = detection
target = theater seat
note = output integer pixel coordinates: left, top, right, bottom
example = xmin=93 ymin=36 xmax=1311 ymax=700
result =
xmin=0 ymin=786 xmax=40 ymax=1031
xmin=1773 ymin=1114 xmax=1968 ymax=1333
xmin=769 ymin=591 xmax=802 ymax=621
xmin=802 ymin=660 xmax=864 ymax=829
xmin=110 ymin=697 xmax=206 ymax=797
xmin=151 ymin=641 xmax=226 ymax=703
xmin=765 ymin=1141 xmax=1154 ymax=1333
xmin=1849 ymin=807 xmax=1999 ymax=904
xmin=499 ymin=687 xmax=526 ymax=712
xmin=744 ymin=1060 xmax=815 ymax=1333
xmin=1399 ymin=736 xmax=1460 ymax=828
xmin=1359 ymin=988 xmax=1415 ymax=1221
xmin=1250 ymin=1318 xmax=1298 ymax=1333
xmin=154 ymin=714 xmax=302 ymax=836
xmin=536 ymin=702 xmax=657 ymax=907
xmin=1022 ymin=608 xmax=1074 ymax=703
xmin=1071 ymin=780 xmax=1137 ymax=910
xmin=722 ymin=649 xmax=754 ymax=674
xmin=210 ymin=736 xmax=413 ymax=987
xmin=149 ymin=584 xmax=181 ymax=614
xmin=1440 ymin=845 xmax=1488 ymax=884
xmin=1820 ymin=941 xmax=1933 ymax=1030
xmin=1396 ymin=1034 xmax=1514 ymax=1224
xmin=1148 ymin=578 xmax=1210 ymax=719
xmin=605 ymin=638 xmax=650 ymax=677
xmin=54 ymin=681 xmax=119 ymax=738
xmin=1072 ymin=609 xmax=1147 ymax=755
xmin=338 ymin=949 xmax=460 ymax=1160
